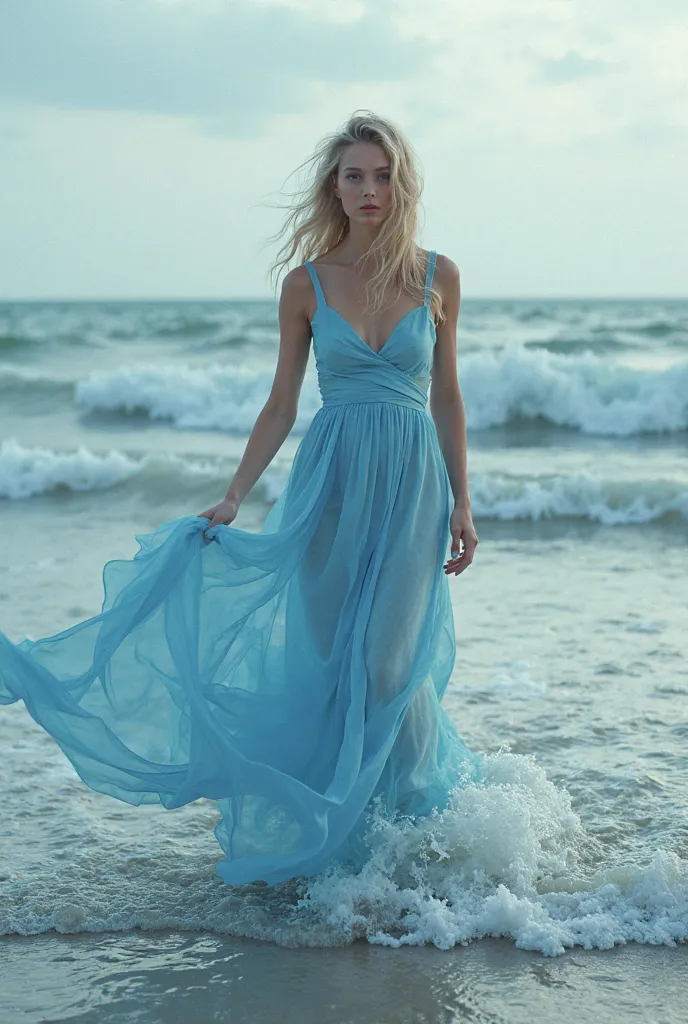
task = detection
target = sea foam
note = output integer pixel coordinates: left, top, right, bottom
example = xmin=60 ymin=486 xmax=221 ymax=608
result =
xmin=0 ymin=439 xmax=284 ymax=504
xmin=2 ymin=441 xmax=686 ymax=524
xmin=74 ymin=346 xmax=688 ymax=437
xmin=0 ymin=438 xmax=142 ymax=499
xmin=0 ymin=749 xmax=685 ymax=957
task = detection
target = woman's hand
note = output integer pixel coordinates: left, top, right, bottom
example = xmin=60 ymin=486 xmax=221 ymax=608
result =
xmin=197 ymin=497 xmax=240 ymax=532
xmin=443 ymin=504 xmax=478 ymax=575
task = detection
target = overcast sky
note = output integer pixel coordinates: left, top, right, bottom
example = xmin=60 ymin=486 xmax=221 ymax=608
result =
xmin=0 ymin=0 xmax=686 ymax=299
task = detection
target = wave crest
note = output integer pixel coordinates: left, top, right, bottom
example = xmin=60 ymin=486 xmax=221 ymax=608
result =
xmin=73 ymin=347 xmax=688 ymax=437
xmin=2 ymin=441 xmax=686 ymax=524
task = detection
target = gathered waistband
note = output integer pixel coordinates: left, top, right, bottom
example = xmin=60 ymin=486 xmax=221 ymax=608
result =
xmin=321 ymin=395 xmax=428 ymax=413
xmin=316 ymin=366 xmax=430 ymax=415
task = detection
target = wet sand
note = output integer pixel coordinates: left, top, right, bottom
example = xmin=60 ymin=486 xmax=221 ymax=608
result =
xmin=1 ymin=930 xmax=686 ymax=1023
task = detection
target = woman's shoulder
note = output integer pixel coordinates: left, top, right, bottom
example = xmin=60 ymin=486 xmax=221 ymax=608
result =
xmin=280 ymin=265 xmax=320 ymax=318
xmin=433 ymin=252 xmax=460 ymax=292
xmin=431 ymin=254 xmax=461 ymax=321
xmin=431 ymin=250 xmax=459 ymax=274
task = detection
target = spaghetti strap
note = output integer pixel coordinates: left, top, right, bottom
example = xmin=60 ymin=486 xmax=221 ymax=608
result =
xmin=308 ymin=254 xmax=435 ymax=311
xmin=305 ymin=260 xmax=326 ymax=310
xmin=424 ymin=250 xmax=437 ymax=306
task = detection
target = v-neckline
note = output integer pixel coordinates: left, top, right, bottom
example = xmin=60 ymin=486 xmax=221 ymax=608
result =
xmin=309 ymin=262 xmax=432 ymax=358
xmin=324 ymin=302 xmax=428 ymax=356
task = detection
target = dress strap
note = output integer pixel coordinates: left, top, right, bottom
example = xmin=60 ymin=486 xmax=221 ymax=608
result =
xmin=423 ymin=250 xmax=437 ymax=306
xmin=305 ymin=260 xmax=326 ymax=310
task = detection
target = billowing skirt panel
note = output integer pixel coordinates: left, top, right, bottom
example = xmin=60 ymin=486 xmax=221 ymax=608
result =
xmin=0 ymin=403 xmax=483 ymax=885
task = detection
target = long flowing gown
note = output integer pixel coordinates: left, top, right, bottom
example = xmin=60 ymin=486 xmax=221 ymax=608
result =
xmin=0 ymin=249 xmax=484 ymax=886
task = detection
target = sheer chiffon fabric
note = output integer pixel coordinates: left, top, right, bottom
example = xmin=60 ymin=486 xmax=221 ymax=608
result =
xmin=0 ymin=250 xmax=483 ymax=885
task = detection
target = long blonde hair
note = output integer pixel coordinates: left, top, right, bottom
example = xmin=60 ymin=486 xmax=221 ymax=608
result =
xmin=262 ymin=110 xmax=444 ymax=325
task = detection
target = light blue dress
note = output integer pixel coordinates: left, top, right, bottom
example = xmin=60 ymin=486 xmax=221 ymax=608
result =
xmin=0 ymin=250 xmax=484 ymax=886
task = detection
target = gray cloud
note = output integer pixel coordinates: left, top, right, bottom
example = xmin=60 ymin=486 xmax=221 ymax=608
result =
xmin=0 ymin=0 xmax=433 ymax=134
xmin=538 ymin=50 xmax=610 ymax=84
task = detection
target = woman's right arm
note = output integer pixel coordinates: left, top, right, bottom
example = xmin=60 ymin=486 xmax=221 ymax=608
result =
xmin=198 ymin=266 xmax=313 ymax=529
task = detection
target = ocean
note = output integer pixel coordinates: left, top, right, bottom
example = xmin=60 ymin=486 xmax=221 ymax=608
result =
xmin=1 ymin=296 xmax=687 ymax=1022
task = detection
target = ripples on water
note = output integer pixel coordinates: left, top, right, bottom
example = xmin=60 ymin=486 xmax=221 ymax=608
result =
xmin=0 ymin=300 xmax=686 ymax=1019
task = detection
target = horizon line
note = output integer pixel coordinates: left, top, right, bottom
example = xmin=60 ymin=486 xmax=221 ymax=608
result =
xmin=1 ymin=294 xmax=687 ymax=304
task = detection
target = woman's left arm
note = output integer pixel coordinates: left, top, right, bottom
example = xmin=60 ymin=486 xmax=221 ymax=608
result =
xmin=429 ymin=254 xmax=479 ymax=576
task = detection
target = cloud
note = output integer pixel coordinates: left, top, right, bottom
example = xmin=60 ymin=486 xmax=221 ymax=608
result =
xmin=538 ymin=51 xmax=610 ymax=84
xmin=0 ymin=0 xmax=433 ymax=135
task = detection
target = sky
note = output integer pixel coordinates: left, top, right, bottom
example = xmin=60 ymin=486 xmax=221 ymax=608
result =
xmin=0 ymin=0 xmax=686 ymax=300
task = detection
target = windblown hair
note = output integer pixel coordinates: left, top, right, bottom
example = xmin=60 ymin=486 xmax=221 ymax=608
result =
xmin=262 ymin=110 xmax=444 ymax=324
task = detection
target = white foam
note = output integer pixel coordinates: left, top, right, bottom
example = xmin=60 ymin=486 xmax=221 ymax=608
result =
xmin=470 ymin=471 xmax=688 ymax=524
xmin=460 ymin=344 xmax=688 ymax=436
xmin=75 ymin=363 xmax=322 ymax=433
xmin=0 ymin=750 xmax=685 ymax=956
xmin=2 ymin=441 xmax=686 ymax=524
xmin=73 ymin=347 xmax=688 ymax=436
xmin=0 ymin=439 xmax=287 ymax=503
xmin=0 ymin=438 xmax=142 ymax=499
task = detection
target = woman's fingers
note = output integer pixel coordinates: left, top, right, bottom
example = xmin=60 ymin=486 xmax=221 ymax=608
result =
xmin=197 ymin=499 xmax=238 ymax=529
xmin=198 ymin=509 xmax=223 ymax=526
xmin=443 ymin=532 xmax=478 ymax=574
xmin=443 ymin=542 xmax=461 ymax=563
xmin=199 ymin=510 xmax=236 ymax=531
xmin=443 ymin=541 xmax=462 ymax=573
xmin=444 ymin=555 xmax=469 ymax=575
xmin=197 ymin=507 xmax=221 ymax=534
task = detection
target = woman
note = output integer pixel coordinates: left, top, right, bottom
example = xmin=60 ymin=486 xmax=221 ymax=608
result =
xmin=0 ymin=111 xmax=483 ymax=887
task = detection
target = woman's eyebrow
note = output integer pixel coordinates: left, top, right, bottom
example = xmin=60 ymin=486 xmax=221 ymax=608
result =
xmin=342 ymin=165 xmax=390 ymax=172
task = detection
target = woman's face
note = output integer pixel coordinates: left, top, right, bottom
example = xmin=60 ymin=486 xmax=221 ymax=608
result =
xmin=334 ymin=141 xmax=392 ymax=225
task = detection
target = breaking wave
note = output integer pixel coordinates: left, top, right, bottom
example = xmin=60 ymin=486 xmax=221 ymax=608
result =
xmin=73 ymin=347 xmax=688 ymax=437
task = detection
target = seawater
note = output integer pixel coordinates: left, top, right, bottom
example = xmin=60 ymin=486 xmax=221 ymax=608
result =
xmin=0 ymin=299 xmax=687 ymax=979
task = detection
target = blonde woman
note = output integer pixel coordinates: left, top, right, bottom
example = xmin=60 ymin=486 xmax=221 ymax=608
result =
xmin=0 ymin=111 xmax=482 ymax=887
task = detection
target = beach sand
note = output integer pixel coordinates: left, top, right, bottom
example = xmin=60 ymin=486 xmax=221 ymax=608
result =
xmin=2 ymin=930 xmax=687 ymax=1023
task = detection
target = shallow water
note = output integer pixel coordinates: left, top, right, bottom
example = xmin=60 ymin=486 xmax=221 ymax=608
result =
xmin=2 ymin=931 xmax=688 ymax=1024
xmin=1 ymin=298 xmax=687 ymax=1018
